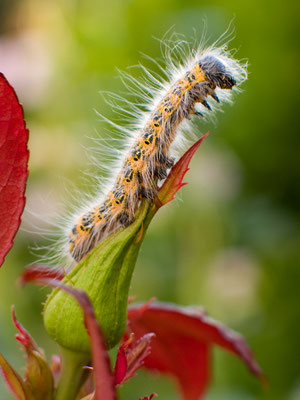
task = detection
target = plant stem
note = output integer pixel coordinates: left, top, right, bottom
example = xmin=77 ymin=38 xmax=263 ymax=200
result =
xmin=55 ymin=347 xmax=90 ymax=400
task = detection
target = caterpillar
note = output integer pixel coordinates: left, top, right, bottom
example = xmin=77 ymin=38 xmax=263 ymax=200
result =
xmin=68 ymin=36 xmax=247 ymax=262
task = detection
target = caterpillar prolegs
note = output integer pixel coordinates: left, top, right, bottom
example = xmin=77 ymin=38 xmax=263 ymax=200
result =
xmin=69 ymin=42 xmax=247 ymax=262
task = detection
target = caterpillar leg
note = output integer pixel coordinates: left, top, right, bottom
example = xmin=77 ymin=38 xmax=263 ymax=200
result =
xmin=117 ymin=210 xmax=133 ymax=226
xmin=201 ymin=100 xmax=211 ymax=111
xmin=192 ymin=109 xmax=204 ymax=118
xmin=154 ymin=164 xmax=168 ymax=180
xmin=210 ymin=92 xmax=220 ymax=103
xmin=139 ymin=184 xmax=157 ymax=200
xmin=156 ymin=151 xmax=175 ymax=169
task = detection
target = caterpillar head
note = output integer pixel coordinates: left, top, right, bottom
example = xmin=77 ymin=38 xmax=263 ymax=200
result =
xmin=199 ymin=55 xmax=236 ymax=89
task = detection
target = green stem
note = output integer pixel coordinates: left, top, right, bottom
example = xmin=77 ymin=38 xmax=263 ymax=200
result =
xmin=55 ymin=347 xmax=90 ymax=400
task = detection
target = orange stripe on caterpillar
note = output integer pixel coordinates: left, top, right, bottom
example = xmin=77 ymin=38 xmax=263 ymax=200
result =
xmin=69 ymin=51 xmax=244 ymax=261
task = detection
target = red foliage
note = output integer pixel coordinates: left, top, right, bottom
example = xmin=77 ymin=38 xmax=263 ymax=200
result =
xmin=0 ymin=73 xmax=29 ymax=267
xmin=139 ymin=394 xmax=157 ymax=400
xmin=15 ymin=274 xmax=265 ymax=399
xmin=12 ymin=305 xmax=40 ymax=351
xmin=128 ymin=302 xmax=265 ymax=400
xmin=0 ymin=353 xmax=30 ymax=400
xmin=156 ymin=132 xmax=209 ymax=207
xmin=114 ymin=338 xmax=128 ymax=386
xmin=0 ymin=308 xmax=54 ymax=399
xmin=114 ymin=333 xmax=154 ymax=386
xmin=20 ymin=264 xmax=66 ymax=285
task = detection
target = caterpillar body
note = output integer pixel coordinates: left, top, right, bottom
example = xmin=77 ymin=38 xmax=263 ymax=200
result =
xmin=69 ymin=41 xmax=246 ymax=262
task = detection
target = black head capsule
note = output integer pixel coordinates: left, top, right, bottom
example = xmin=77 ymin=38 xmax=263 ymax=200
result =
xmin=199 ymin=55 xmax=236 ymax=89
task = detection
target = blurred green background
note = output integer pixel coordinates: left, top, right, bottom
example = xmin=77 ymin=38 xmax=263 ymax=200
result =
xmin=0 ymin=0 xmax=299 ymax=399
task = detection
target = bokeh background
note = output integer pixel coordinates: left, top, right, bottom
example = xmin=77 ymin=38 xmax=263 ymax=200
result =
xmin=0 ymin=0 xmax=299 ymax=399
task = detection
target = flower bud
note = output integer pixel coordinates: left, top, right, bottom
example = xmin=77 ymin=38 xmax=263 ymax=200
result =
xmin=43 ymin=201 xmax=150 ymax=353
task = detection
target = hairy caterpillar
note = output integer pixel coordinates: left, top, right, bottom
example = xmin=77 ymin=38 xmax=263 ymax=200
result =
xmin=68 ymin=37 xmax=247 ymax=262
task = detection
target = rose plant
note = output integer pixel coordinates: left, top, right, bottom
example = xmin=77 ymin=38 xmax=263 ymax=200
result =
xmin=0 ymin=73 xmax=265 ymax=399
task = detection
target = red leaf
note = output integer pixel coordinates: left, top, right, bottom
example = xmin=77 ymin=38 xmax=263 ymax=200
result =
xmin=11 ymin=306 xmax=39 ymax=351
xmin=139 ymin=394 xmax=157 ymax=400
xmin=0 ymin=73 xmax=29 ymax=267
xmin=114 ymin=338 xmax=128 ymax=386
xmin=126 ymin=298 xmax=155 ymax=324
xmin=30 ymin=278 xmax=116 ymax=400
xmin=19 ymin=264 xmax=66 ymax=286
xmin=115 ymin=333 xmax=154 ymax=386
xmin=156 ymin=133 xmax=209 ymax=208
xmin=11 ymin=307 xmax=54 ymax=399
xmin=128 ymin=302 xmax=265 ymax=400
xmin=0 ymin=353 xmax=31 ymax=400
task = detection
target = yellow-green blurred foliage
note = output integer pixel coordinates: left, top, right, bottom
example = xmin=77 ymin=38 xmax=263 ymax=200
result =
xmin=0 ymin=0 xmax=299 ymax=399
